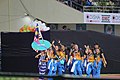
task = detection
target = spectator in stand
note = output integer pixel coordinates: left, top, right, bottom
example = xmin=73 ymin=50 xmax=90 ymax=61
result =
xmin=81 ymin=0 xmax=86 ymax=6
xmin=86 ymin=0 xmax=93 ymax=6
xmin=108 ymin=0 xmax=114 ymax=6
xmin=62 ymin=25 xmax=68 ymax=30
xmin=62 ymin=25 xmax=71 ymax=30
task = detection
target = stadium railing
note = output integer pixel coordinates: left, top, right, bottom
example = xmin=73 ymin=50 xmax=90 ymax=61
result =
xmin=83 ymin=6 xmax=120 ymax=13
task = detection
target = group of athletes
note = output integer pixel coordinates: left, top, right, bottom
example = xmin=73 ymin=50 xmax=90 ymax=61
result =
xmin=35 ymin=40 xmax=107 ymax=80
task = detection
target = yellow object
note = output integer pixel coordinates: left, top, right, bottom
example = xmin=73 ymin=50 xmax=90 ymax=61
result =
xmin=96 ymin=56 xmax=101 ymax=62
xmin=59 ymin=51 xmax=65 ymax=58
xmin=35 ymin=31 xmax=38 ymax=35
xmin=88 ymin=55 xmax=94 ymax=62
xmin=75 ymin=52 xmax=81 ymax=60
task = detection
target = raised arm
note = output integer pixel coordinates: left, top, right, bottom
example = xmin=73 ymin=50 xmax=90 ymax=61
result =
xmin=51 ymin=40 xmax=55 ymax=48
xmin=101 ymin=53 xmax=107 ymax=67
xmin=35 ymin=53 xmax=41 ymax=58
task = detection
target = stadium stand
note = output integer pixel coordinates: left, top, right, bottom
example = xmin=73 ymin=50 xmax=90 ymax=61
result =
xmin=57 ymin=0 xmax=120 ymax=13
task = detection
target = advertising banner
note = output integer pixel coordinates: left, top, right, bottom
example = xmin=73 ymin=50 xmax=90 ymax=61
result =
xmin=84 ymin=12 xmax=120 ymax=24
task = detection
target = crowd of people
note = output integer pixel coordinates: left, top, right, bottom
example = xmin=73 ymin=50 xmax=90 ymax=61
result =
xmin=58 ymin=0 xmax=115 ymax=6
xmin=57 ymin=0 xmax=118 ymax=12
xmin=57 ymin=0 xmax=94 ymax=6
xmin=35 ymin=40 xmax=107 ymax=80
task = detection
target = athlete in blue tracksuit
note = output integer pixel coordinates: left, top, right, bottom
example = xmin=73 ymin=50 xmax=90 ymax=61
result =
xmin=70 ymin=51 xmax=83 ymax=76
xmin=47 ymin=47 xmax=58 ymax=80
xmin=57 ymin=58 xmax=65 ymax=75
xmin=93 ymin=59 xmax=102 ymax=78
xmin=57 ymin=50 xmax=65 ymax=75
xmin=47 ymin=59 xmax=54 ymax=76
xmin=47 ymin=58 xmax=58 ymax=80
xmin=93 ymin=48 xmax=107 ymax=78
xmin=67 ymin=56 xmax=73 ymax=74
xmin=84 ymin=48 xmax=95 ymax=77
xmin=74 ymin=59 xmax=83 ymax=76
